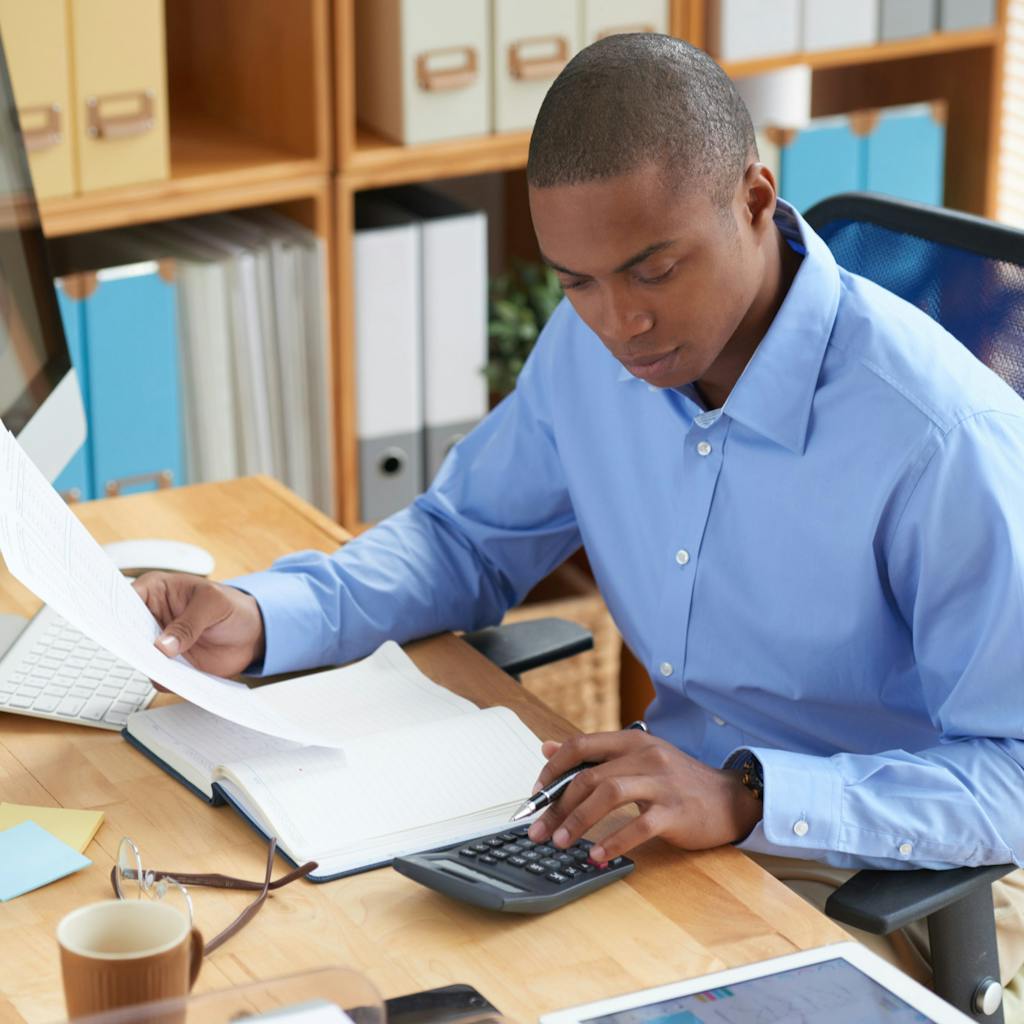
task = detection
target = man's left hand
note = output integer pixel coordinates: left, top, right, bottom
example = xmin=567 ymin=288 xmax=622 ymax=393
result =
xmin=526 ymin=728 xmax=763 ymax=861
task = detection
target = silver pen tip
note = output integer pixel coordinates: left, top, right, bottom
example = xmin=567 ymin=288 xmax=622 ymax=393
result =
xmin=509 ymin=801 xmax=536 ymax=823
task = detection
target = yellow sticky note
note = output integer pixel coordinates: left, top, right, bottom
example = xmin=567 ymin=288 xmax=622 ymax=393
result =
xmin=0 ymin=803 xmax=103 ymax=853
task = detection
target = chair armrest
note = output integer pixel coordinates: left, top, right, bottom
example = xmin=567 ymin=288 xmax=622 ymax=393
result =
xmin=461 ymin=618 xmax=593 ymax=678
xmin=824 ymin=864 xmax=1015 ymax=935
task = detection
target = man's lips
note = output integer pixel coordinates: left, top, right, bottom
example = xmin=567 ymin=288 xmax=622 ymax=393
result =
xmin=622 ymin=347 xmax=680 ymax=372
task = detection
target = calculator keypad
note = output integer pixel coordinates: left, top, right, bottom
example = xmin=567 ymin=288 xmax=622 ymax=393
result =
xmin=455 ymin=826 xmax=628 ymax=883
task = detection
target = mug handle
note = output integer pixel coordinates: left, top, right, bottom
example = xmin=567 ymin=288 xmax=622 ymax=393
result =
xmin=188 ymin=928 xmax=204 ymax=989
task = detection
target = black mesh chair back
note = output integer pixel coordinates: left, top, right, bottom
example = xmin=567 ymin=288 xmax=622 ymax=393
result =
xmin=803 ymin=193 xmax=1024 ymax=399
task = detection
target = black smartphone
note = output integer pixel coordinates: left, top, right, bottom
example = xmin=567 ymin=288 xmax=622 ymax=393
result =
xmin=384 ymin=984 xmax=501 ymax=1024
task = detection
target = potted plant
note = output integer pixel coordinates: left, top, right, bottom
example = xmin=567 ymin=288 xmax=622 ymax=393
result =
xmin=485 ymin=259 xmax=563 ymax=401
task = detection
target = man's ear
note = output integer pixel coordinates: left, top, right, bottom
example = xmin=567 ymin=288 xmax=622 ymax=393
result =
xmin=741 ymin=161 xmax=778 ymax=233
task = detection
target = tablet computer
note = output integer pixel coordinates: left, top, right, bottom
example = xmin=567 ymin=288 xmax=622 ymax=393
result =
xmin=539 ymin=941 xmax=972 ymax=1024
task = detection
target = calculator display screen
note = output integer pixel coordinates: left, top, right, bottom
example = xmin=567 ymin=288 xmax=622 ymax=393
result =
xmin=435 ymin=859 xmax=527 ymax=894
xmin=581 ymin=958 xmax=936 ymax=1024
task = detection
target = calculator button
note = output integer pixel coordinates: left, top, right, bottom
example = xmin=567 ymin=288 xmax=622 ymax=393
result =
xmin=535 ymin=845 xmax=555 ymax=856
xmin=546 ymin=872 xmax=569 ymax=884
xmin=521 ymin=850 xmax=541 ymax=861
xmin=556 ymin=853 xmax=575 ymax=865
xmin=539 ymin=858 xmax=561 ymax=869
xmin=470 ymin=843 xmax=490 ymax=853
xmin=609 ymin=857 xmax=628 ymax=868
xmin=578 ymin=863 xmax=595 ymax=873
xmin=459 ymin=848 xmax=478 ymax=858
xmin=526 ymin=863 xmax=546 ymax=875
xmin=562 ymin=866 xmax=579 ymax=878
xmin=507 ymin=855 xmax=527 ymax=866
xmin=486 ymin=838 xmax=505 ymax=848
xmin=570 ymin=848 xmax=589 ymax=861
xmin=491 ymin=849 xmax=510 ymax=860
xmin=479 ymin=855 xmax=497 ymax=865
xmin=500 ymin=833 xmax=519 ymax=842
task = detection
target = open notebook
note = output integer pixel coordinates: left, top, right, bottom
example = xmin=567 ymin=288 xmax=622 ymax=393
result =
xmin=123 ymin=642 xmax=546 ymax=881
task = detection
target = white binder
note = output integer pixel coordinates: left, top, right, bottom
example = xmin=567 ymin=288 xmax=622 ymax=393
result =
xmin=384 ymin=186 xmax=488 ymax=486
xmin=354 ymin=196 xmax=423 ymax=522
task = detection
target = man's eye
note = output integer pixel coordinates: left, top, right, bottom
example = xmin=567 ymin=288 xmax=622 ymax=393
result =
xmin=561 ymin=278 xmax=591 ymax=291
xmin=636 ymin=266 xmax=674 ymax=286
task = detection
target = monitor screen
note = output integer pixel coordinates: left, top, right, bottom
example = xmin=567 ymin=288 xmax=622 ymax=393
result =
xmin=0 ymin=34 xmax=71 ymax=438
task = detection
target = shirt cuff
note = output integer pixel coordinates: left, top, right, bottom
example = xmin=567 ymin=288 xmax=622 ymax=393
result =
xmin=227 ymin=571 xmax=330 ymax=677
xmin=724 ymin=746 xmax=843 ymax=859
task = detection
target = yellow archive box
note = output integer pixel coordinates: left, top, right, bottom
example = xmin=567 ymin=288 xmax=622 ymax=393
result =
xmin=0 ymin=0 xmax=77 ymax=199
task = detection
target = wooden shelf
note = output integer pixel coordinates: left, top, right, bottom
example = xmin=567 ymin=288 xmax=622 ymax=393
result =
xmin=722 ymin=25 xmax=1000 ymax=78
xmin=40 ymin=115 xmax=328 ymax=237
xmin=344 ymin=126 xmax=531 ymax=191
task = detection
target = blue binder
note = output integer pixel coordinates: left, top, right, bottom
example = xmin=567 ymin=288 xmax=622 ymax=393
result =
xmin=779 ymin=116 xmax=862 ymax=213
xmin=52 ymin=277 xmax=93 ymax=502
xmin=865 ymin=103 xmax=945 ymax=206
xmin=84 ymin=262 xmax=185 ymax=498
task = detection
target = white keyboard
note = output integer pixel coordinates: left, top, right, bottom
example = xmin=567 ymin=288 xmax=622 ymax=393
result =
xmin=0 ymin=605 xmax=155 ymax=729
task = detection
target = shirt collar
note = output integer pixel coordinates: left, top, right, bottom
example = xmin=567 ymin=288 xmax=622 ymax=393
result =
xmin=617 ymin=200 xmax=841 ymax=455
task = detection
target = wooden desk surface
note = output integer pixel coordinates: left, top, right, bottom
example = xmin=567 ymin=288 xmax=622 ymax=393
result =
xmin=0 ymin=477 xmax=846 ymax=1024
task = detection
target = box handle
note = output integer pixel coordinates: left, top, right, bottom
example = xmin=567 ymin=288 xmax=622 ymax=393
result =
xmin=19 ymin=103 xmax=63 ymax=152
xmin=596 ymin=24 xmax=655 ymax=39
xmin=85 ymin=90 xmax=155 ymax=141
xmin=104 ymin=469 xmax=173 ymax=497
xmin=508 ymin=36 xmax=570 ymax=81
xmin=416 ymin=46 xmax=479 ymax=92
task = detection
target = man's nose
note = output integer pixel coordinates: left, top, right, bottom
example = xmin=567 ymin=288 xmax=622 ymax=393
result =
xmin=600 ymin=293 xmax=654 ymax=344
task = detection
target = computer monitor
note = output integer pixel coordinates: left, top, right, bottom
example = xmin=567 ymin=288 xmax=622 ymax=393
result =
xmin=0 ymin=32 xmax=86 ymax=484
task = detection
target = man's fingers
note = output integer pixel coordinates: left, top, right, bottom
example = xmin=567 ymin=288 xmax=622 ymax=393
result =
xmin=534 ymin=728 xmax=651 ymax=790
xmin=153 ymin=584 xmax=231 ymax=659
xmin=546 ymin=774 xmax=653 ymax=849
xmin=587 ymin=809 xmax=667 ymax=862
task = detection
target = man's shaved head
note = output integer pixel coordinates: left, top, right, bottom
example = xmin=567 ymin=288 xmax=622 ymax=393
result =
xmin=527 ymin=34 xmax=755 ymax=206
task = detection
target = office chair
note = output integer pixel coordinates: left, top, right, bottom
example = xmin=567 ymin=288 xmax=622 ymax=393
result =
xmin=804 ymin=191 xmax=1024 ymax=1021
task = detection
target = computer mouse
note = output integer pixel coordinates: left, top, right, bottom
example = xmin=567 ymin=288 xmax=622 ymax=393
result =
xmin=102 ymin=539 xmax=216 ymax=578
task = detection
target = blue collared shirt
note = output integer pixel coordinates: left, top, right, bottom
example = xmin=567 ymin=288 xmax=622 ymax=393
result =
xmin=233 ymin=201 xmax=1024 ymax=871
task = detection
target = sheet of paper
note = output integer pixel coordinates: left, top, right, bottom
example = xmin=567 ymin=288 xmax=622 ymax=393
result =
xmin=0 ymin=803 xmax=103 ymax=852
xmin=0 ymin=425 xmax=333 ymax=746
xmin=0 ymin=820 xmax=91 ymax=900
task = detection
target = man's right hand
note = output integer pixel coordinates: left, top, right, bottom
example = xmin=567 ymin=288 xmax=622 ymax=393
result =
xmin=132 ymin=572 xmax=266 ymax=678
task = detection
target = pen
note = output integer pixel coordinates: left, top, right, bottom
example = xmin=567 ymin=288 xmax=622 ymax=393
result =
xmin=509 ymin=720 xmax=649 ymax=822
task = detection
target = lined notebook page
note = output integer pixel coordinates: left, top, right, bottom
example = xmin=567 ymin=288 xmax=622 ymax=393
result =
xmin=126 ymin=641 xmax=478 ymax=795
xmin=219 ymin=706 xmax=546 ymax=866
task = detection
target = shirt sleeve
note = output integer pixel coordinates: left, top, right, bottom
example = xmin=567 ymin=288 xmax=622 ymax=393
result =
xmin=229 ymin=309 xmax=582 ymax=677
xmin=732 ymin=410 xmax=1024 ymax=870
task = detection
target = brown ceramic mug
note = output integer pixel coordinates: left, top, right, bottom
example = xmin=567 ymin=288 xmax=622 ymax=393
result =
xmin=57 ymin=900 xmax=202 ymax=1019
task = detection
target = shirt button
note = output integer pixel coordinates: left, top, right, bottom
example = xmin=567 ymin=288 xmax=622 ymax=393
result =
xmin=675 ymin=549 xmax=690 ymax=566
xmin=659 ymin=662 xmax=673 ymax=677
xmin=793 ymin=820 xmax=809 ymax=837
xmin=712 ymin=715 xmax=726 ymax=726
xmin=899 ymin=842 xmax=913 ymax=857
xmin=696 ymin=441 xmax=712 ymax=456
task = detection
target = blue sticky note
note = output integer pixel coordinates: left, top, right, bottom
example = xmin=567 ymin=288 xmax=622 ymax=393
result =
xmin=0 ymin=821 xmax=92 ymax=901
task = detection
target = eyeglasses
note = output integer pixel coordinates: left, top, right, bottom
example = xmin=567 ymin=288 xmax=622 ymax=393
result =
xmin=110 ymin=836 xmax=317 ymax=954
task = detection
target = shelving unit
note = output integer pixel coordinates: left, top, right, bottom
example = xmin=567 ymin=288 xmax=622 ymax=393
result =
xmin=32 ymin=0 xmax=1010 ymax=531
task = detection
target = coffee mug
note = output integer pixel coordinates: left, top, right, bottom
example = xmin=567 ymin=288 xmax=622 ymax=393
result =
xmin=57 ymin=900 xmax=203 ymax=1019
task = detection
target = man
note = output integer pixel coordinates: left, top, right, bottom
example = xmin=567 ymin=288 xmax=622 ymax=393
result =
xmin=137 ymin=34 xmax=1024 ymax=1006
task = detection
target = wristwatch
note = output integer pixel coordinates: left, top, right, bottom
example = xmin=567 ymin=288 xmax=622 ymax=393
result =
xmin=730 ymin=750 xmax=764 ymax=802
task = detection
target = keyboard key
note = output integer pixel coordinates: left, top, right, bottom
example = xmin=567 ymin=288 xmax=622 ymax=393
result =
xmin=38 ymin=657 xmax=61 ymax=670
xmin=17 ymin=684 xmax=43 ymax=698
xmin=82 ymin=669 xmax=106 ymax=681
xmin=109 ymin=667 xmax=133 ymax=680
xmin=112 ymin=700 xmax=137 ymax=715
xmin=31 ymin=695 xmax=60 ymax=713
xmin=80 ymin=698 xmax=112 ymax=722
xmin=125 ymin=681 xmax=152 ymax=696
xmin=70 ymin=686 xmax=94 ymax=698
xmin=104 ymin=708 xmax=130 ymax=726
xmin=97 ymin=685 xmax=121 ymax=699
xmin=56 ymin=697 xmax=84 ymax=716
xmin=9 ymin=695 xmax=34 ymax=708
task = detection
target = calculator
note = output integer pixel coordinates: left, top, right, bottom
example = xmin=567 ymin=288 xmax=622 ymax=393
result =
xmin=392 ymin=824 xmax=634 ymax=913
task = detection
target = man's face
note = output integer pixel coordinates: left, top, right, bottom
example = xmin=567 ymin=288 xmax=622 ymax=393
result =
xmin=529 ymin=163 xmax=767 ymax=390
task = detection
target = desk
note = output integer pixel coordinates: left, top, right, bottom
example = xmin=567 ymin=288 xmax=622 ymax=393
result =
xmin=0 ymin=477 xmax=847 ymax=1024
